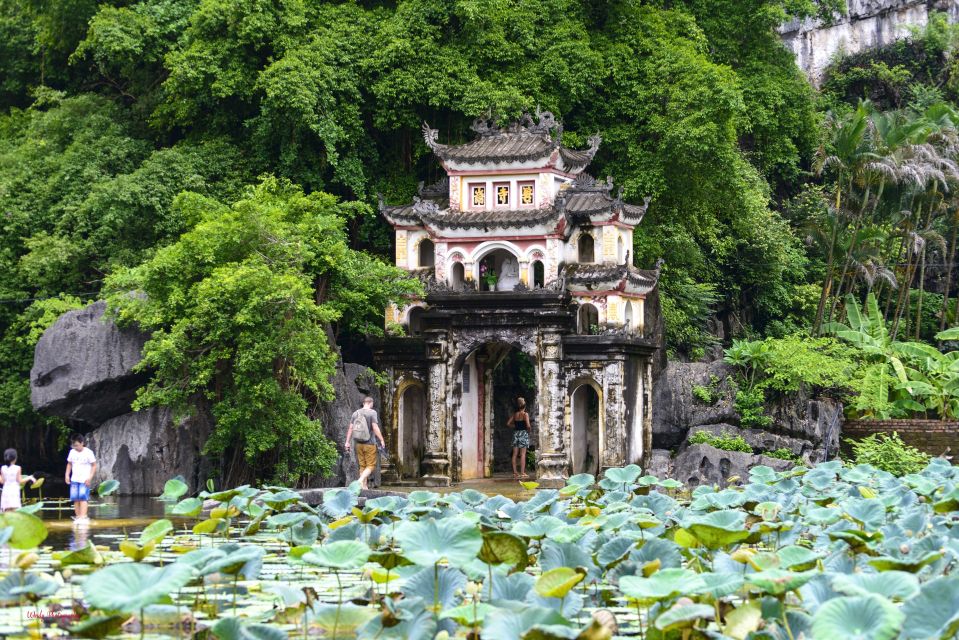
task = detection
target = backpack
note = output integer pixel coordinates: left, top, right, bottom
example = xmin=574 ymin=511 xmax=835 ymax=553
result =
xmin=351 ymin=410 xmax=371 ymax=443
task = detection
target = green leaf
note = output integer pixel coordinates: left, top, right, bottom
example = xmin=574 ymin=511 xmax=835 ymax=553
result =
xmin=832 ymin=572 xmax=919 ymax=601
xmin=212 ymin=617 xmax=289 ymax=640
xmin=534 ymin=567 xmax=585 ymax=598
xmin=170 ymin=497 xmax=203 ymax=517
xmin=479 ymin=531 xmax=529 ymax=569
xmin=97 ymin=480 xmax=120 ymax=497
xmin=119 ymin=539 xmax=155 ymax=562
xmin=140 ymin=518 xmax=174 ymax=545
xmin=811 ymin=594 xmax=903 ymax=640
xmin=655 ymin=602 xmax=713 ymax=631
xmin=394 ymin=517 xmax=482 ymax=566
xmin=159 ymin=477 xmax=188 ymax=501
xmin=0 ymin=511 xmax=47 ymax=549
xmin=83 ymin=562 xmax=194 ymax=613
xmin=58 ymin=540 xmax=104 ymax=566
xmin=724 ymin=600 xmax=762 ymax=640
xmin=900 ymin=576 xmax=959 ymax=639
xmin=302 ymin=540 xmax=370 ymax=570
xmin=619 ymin=569 xmax=705 ymax=603
xmin=441 ymin=602 xmax=498 ymax=625
xmin=683 ymin=510 xmax=749 ymax=549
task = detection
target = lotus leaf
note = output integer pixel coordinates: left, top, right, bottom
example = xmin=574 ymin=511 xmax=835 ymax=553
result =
xmin=487 ymin=571 xmax=535 ymax=601
xmin=212 ymin=616 xmax=288 ymax=640
xmin=841 ymin=498 xmax=886 ymax=530
xmin=119 ymin=539 xmax=156 ymax=562
xmin=291 ymin=518 xmax=319 ymax=545
xmin=867 ymin=550 xmax=943 ymax=572
xmin=193 ymin=517 xmax=226 ymax=535
xmin=899 ymin=576 xmax=959 ymax=639
xmin=683 ymin=510 xmax=750 ymax=549
xmin=356 ymin=600 xmax=436 ymax=640
xmin=83 ymin=562 xmax=194 ymax=613
xmin=58 ymin=540 xmax=104 ymax=566
xmin=403 ymin=566 xmax=466 ymax=611
xmin=745 ymin=569 xmax=814 ymax=595
xmin=693 ymin=571 xmax=745 ymax=599
xmin=811 ymin=594 xmax=903 ymax=640
xmin=483 ymin=605 xmax=572 ymax=639
xmin=535 ymin=567 xmax=585 ymax=598
xmin=303 ymin=540 xmax=370 ymax=570
xmin=723 ymin=600 xmax=762 ymax=640
xmin=441 ymin=602 xmax=498 ymax=625
xmin=321 ymin=488 xmax=358 ymax=518
xmin=170 ymin=497 xmax=203 ymax=517
xmin=140 ymin=518 xmax=174 ymax=545
xmin=833 ymin=572 xmax=920 ymax=601
xmin=654 ymin=602 xmax=713 ymax=631
xmin=0 ymin=573 xmax=58 ymax=601
xmin=159 ymin=477 xmax=188 ymax=501
xmin=67 ymin=615 xmax=127 ymax=639
xmin=200 ymin=544 xmax=265 ymax=578
xmin=777 ymin=545 xmax=820 ymax=570
xmin=0 ymin=511 xmax=46 ymax=549
xmin=512 ymin=516 xmax=565 ymax=539
xmin=480 ymin=531 xmax=529 ymax=569
xmin=604 ymin=464 xmax=642 ymax=486
xmin=16 ymin=502 xmax=42 ymax=515
xmin=596 ymin=537 xmax=634 ymax=567
xmin=307 ymin=603 xmax=378 ymax=638
xmin=96 ymin=479 xmax=120 ymax=497
xmin=394 ymin=517 xmax=481 ymax=566
xmin=619 ymin=568 xmax=705 ymax=603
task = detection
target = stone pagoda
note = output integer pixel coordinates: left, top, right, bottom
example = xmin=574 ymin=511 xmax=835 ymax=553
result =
xmin=372 ymin=111 xmax=660 ymax=487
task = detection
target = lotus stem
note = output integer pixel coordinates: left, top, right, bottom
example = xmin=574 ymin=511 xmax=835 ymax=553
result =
xmin=333 ymin=570 xmax=342 ymax=640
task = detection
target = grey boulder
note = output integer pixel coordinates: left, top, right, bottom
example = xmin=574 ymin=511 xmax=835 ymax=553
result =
xmin=30 ymin=301 xmax=148 ymax=424
xmin=670 ymin=443 xmax=793 ymax=488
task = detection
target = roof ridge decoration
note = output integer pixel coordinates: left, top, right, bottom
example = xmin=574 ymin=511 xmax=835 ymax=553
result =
xmin=421 ymin=111 xmax=600 ymax=168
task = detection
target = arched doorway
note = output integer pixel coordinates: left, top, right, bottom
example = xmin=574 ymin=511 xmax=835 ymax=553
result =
xmin=617 ymin=236 xmax=625 ymax=263
xmin=408 ymin=307 xmax=425 ymax=336
xmin=418 ymin=239 xmax=435 ymax=268
xmin=624 ymin=301 xmax=634 ymax=331
xmin=477 ymin=248 xmax=520 ymax=292
xmin=578 ymin=233 xmax=595 ymax=263
xmin=570 ymin=382 xmax=601 ymax=476
xmin=578 ymin=303 xmax=599 ymax=334
xmin=458 ymin=343 xmax=537 ymax=479
xmin=532 ymin=260 xmax=545 ymax=288
xmin=397 ymin=383 xmax=426 ymax=479
xmin=450 ymin=262 xmax=465 ymax=290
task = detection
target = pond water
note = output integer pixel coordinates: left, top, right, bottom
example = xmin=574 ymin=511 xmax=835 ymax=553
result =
xmin=37 ymin=496 xmax=187 ymax=550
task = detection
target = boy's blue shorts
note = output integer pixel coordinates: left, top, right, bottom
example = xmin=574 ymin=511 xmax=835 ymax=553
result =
xmin=69 ymin=482 xmax=90 ymax=502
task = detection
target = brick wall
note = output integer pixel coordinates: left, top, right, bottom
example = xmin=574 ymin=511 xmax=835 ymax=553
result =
xmin=843 ymin=419 xmax=959 ymax=456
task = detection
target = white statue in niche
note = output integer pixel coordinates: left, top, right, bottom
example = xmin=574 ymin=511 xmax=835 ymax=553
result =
xmin=497 ymin=256 xmax=520 ymax=291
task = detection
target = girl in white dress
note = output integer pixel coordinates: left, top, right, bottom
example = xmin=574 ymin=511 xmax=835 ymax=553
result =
xmin=0 ymin=449 xmax=34 ymax=512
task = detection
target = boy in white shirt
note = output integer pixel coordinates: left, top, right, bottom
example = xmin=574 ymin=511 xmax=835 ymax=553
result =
xmin=65 ymin=433 xmax=97 ymax=524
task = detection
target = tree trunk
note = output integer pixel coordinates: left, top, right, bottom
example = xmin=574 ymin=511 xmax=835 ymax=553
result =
xmin=940 ymin=213 xmax=957 ymax=334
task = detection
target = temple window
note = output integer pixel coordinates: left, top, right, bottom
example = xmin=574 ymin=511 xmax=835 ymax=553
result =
xmin=494 ymin=182 xmax=510 ymax=207
xmin=470 ymin=184 xmax=486 ymax=209
xmin=578 ymin=233 xmax=595 ymax=263
xmin=519 ymin=181 xmax=535 ymax=207
xmin=577 ymin=303 xmax=599 ymax=334
xmin=418 ymin=239 xmax=435 ymax=268
xmin=532 ymin=260 xmax=545 ymax=287
xmin=450 ymin=262 xmax=465 ymax=290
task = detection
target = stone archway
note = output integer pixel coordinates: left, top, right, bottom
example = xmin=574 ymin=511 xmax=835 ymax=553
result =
xmin=453 ymin=339 xmax=538 ymax=480
xmin=570 ymin=380 xmax=602 ymax=476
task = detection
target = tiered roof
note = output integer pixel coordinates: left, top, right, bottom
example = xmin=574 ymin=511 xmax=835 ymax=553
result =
xmin=380 ymin=174 xmax=650 ymax=233
xmin=421 ymin=111 xmax=599 ymax=171
xmin=566 ymin=261 xmax=662 ymax=296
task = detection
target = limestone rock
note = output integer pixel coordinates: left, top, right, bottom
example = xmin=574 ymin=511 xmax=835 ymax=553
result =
xmin=645 ymin=448 xmax=672 ymax=480
xmin=309 ymin=362 xmax=382 ymax=488
xmin=671 ymin=444 xmax=793 ymax=488
xmin=686 ymin=423 xmax=818 ymax=463
xmin=30 ymin=301 xmax=148 ymax=424
xmin=88 ymin=405 xmax=213 ymax=495
xmin=652 ymin=360 xmax=737 ymax=448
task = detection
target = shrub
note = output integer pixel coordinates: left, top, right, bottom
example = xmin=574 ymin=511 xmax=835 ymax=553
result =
xmin=766 ymin=447 xmax=801 ymax=463
xmin=847 ymin=431 xmax=930 ymax=476
xmin=688 ymin=430 xmax=753 ymax=453
xmin=735 ymin=387 xmax=773 ymax=429
xmin=692 ymin=385 xmax=713 ymax=404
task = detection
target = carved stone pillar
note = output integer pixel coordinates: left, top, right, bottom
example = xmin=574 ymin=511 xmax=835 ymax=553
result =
xmin=380 ymin=371 xmax=399 ymax=484
xmin=422 ymin=340 xmax=451 ymax=486
xmin=642 ymin=359 xmax=654 ymax=469
xmin=601 ymin=360 xmax=626 ymax=471
xmin=536 ymin=335 xmax=567 ymax=487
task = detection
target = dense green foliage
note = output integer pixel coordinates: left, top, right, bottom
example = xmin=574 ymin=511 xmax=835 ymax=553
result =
xmin=688 ymin=430 xmax=753 ymax=453
xmin=847 ymin=431 xmax=930 ymax=476
xmin=105 ymin=179 xmax=420 ymax=483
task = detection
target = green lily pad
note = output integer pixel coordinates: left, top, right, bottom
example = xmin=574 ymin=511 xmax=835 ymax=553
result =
xmin=535 ymin=567 xmax=585 ymax=598
xmin=394 ymin=517 xmax=482 ymax=566
xmin=0 ymin=511 xmax=46 ymax=549
xmin=479 ymin=531 xmax=529 ymax=569
xmin=811 ymin=594 xmax=903 ymax=640
xmin=302 ymin=539 xmax=370 ymax=570
xmin=83 ymin=562 xmax=194 ymax=613
xmin=159 ymin=477 xmax=188 ymax=501
xmin=96 ymin=480 xmax=120 ymax=497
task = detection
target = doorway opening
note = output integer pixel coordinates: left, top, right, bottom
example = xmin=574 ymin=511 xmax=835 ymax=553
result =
xmin=397 ymin=383 xmax=426 ymax=479
xmin=458 ymin=343 xmax=537 ymax=479
xmin=570 ymin=381 xmax=601 ymax=476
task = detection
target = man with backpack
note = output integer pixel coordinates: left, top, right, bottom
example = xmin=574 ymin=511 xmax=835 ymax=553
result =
xmin=344 ymin=396 xmax=386 ymax=491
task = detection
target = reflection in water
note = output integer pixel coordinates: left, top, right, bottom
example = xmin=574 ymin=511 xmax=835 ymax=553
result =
xmin=42 ymin=495 xmax=184 ymax=550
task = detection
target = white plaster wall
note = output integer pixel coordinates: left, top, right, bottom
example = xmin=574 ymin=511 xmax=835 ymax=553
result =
xmin=459 ymin=354 xmax=481 ymax=479
xmin=781 ymin=0 xmax=959 ymax=83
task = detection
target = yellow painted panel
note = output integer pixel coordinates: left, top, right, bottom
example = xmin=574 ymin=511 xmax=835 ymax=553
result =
xmin=396 ymin=232 xmax=408 ymax=267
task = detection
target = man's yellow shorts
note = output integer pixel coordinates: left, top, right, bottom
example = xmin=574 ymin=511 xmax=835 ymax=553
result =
xmin=356 ymin=443 xmax=377 ymax=471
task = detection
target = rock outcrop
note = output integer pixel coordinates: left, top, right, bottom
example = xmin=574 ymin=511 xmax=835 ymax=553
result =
xmin=652 ymin=360 xmax=737 ymax=449
xmin=88 ymin=406 xmax=213 ymax=495
xmin=781 ymin=0 xmax=959 ymax=83
xmin=669 ymin=444 xmax=794 ymax=488
xmin=30 ymin=301 xmax=148 ymax=425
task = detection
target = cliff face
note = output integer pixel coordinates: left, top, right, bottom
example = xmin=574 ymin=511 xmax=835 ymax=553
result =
xmin=30 ymin=301 xmax=370 ymax=494
xmin=781 ymin=0 xmax=959 ymax=83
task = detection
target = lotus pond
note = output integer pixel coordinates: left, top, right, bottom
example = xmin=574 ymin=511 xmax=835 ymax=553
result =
xmin=1 ymin=461 xmax=959 ymax=639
